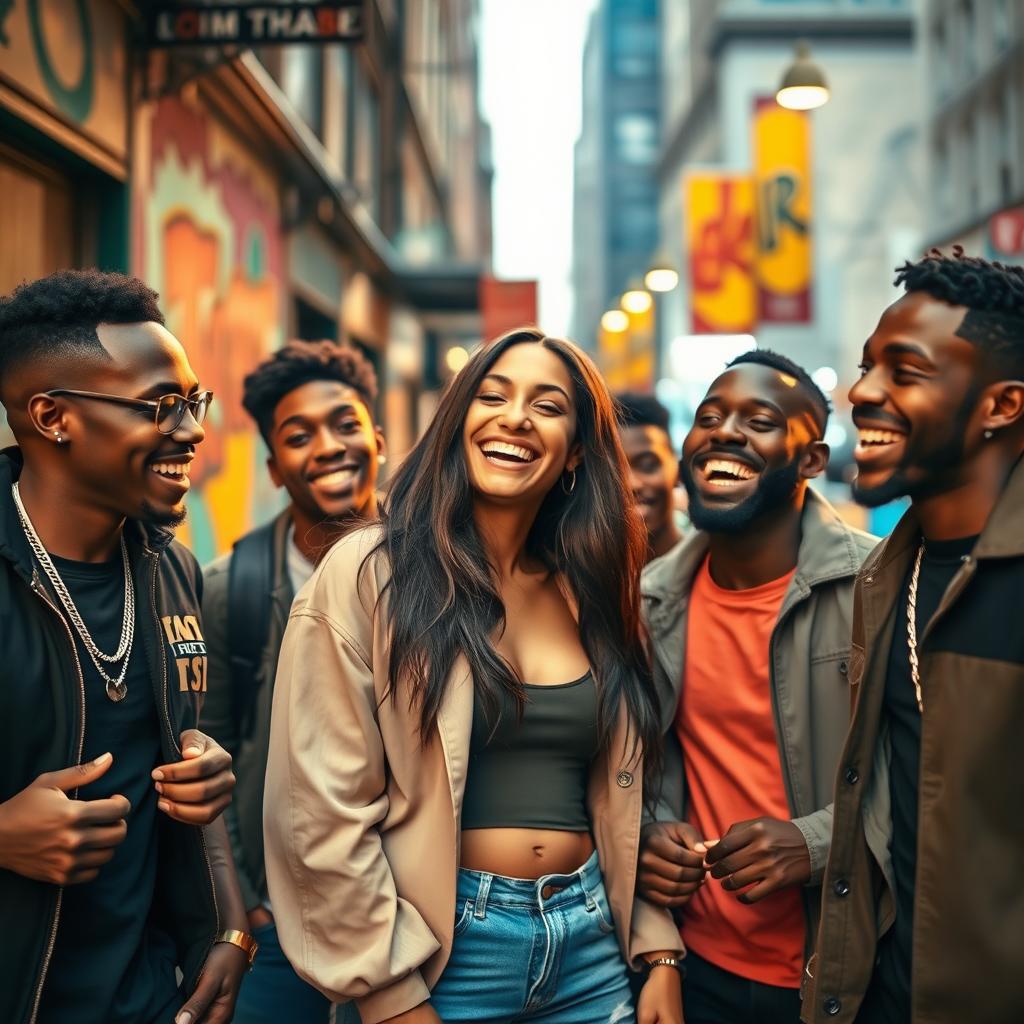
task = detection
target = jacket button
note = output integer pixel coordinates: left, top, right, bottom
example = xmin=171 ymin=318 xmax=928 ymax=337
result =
xmin=844 ymin=766 xmax=859 ymax=785
xmin=838 ymin=660 xmax=848 ymax=675
xmin=824 ymin=997 xmax=841 ymax=1015
xmin=833 ymin=878 xmax=850 ymax=897
xmin=616 ymin=770 xmax=634 ymax=788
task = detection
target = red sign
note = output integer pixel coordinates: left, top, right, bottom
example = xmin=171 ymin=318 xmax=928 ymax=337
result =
xmin=480 ymin=277 xmax=538 ymax=342
xmin=988 ymin=206 xmax=1024 ymax=259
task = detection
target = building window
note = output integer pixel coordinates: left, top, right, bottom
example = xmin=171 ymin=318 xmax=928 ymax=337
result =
xmin=993 ymin=0 xmax=1011 ymax=51
xmin=353 ymin=61 xmax=381 ymax=219
xmin=958 ymin=0 xmax=977 ymax=81
xmin=933 ymin=20 xmax=950 ymax=102
xmin=281 ymin=48 xmax=324 ymax=138
xmin=614 ymin=113 xmax=658 ymax=165
xmin=993 ymin=89 xmax=1013 ymax=205
xmin=934 ymin=138 xmax=952 ymax=220
xmin=611 ymin=22 xmax=658 ymax=78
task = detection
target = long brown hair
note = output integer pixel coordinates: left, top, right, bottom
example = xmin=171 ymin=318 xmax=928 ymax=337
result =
xmin=373 ymin=329 xmax=661 ymax=778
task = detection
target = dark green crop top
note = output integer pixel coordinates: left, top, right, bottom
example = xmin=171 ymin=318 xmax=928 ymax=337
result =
xmin=460 ymin=672 xmax=599 ymax=832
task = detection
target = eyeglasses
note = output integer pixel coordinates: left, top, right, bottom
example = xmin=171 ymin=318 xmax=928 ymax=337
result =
xmin=45 ymin=389 xmax=215 ymax=435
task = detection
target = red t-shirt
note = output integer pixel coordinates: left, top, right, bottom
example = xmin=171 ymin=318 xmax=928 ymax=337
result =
xmin=675 ymin=556 xmax=804 ymax=988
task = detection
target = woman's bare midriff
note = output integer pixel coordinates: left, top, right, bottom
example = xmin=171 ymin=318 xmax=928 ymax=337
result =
xmin=460 ymin=827 xmax=595 ymax=879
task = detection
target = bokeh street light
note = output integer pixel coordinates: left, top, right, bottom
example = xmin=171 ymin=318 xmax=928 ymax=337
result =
xmin=644 ymin=257 xmax=679 ymax=294
xmin=445 ymin=346 xmax=470 ymax=373
xmin=601 ymin=309 xmax=629 ymax=333
xmin=621 ymin=280 xmax=653 ymax=315
xmin=776 ymin=41 xmax=830 ymax=110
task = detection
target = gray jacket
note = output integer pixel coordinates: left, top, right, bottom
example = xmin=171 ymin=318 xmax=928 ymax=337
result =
xmin=200 ymin=510 xmax=294 ymax=911
xmin=640 ymin=489 xmax=877 ymax=950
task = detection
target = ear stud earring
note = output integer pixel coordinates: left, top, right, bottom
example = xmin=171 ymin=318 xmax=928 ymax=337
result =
xmin=984 ymin=429 xmax=994 ymax=440
xmin=377 ymin=454 xmax=387 ymax=465
xmin=54 ymin=431 xmax=65 ymax=445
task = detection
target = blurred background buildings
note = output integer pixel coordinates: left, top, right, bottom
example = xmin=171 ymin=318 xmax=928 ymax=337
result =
xmin=0 ymin=0 xmax=496 ymax=560
xmin=570 ymin=0 xmax=1024 ymax=528
xmin=2 ymin=0 xmax=1023 ymax=545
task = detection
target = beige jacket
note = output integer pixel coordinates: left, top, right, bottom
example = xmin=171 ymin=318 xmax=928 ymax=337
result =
xmin=264 ymin=525 xmax=681 ymax=1023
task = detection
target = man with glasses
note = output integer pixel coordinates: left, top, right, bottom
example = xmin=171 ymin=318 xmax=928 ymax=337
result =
xmin=0 ymin=270 xmax=251 ymax=1024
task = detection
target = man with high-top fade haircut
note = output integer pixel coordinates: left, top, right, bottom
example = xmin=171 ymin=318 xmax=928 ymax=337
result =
xmin=805 ymin=252 xmax=1024 ymax=1024
xmin=0 ymin=270 xmax=250 ymax=1024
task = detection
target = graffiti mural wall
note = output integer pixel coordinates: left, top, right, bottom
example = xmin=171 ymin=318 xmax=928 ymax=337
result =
xmin=133 ymin=95 xmax=285 ymax=563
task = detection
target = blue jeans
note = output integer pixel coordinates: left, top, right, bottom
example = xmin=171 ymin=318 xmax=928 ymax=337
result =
xmin=430 ymin=850 xmax=635 ymax=1023
xmin=232 ymin=921 xmax=332 ymax=1024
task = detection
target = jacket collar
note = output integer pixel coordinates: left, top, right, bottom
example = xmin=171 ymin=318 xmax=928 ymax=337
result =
xmin=0 ymin=448 xmax=174 ymax=586
xmin=869 ymin=453 xmax=1024 ymax=578
xmin=642 ymin=487 xmax=866 ymax=615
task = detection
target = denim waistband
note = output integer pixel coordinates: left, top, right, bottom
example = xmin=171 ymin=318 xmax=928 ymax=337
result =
xmin=455 ymin=848 xmax=603 ymax=913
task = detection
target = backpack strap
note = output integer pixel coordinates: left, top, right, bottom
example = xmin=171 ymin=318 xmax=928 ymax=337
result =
xmin=226 ymin=520 xmax=278 ymax=739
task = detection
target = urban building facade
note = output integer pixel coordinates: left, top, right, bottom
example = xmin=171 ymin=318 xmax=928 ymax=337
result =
xmin=0 ymin=0 xmax=492 ymax=562
xmin=571 ymin=0 xmax=661 ymax=381
xmin=920 ymin=0 xmax=1024 ymax=260
xmin=655 ymin=0 xmax=922 ymax=440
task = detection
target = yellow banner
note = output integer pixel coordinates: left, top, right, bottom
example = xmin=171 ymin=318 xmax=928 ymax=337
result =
xmin=685 ymin=173 xmax=756 ymax=334
xmin=752 ymin=97 xmax=812 ymax=322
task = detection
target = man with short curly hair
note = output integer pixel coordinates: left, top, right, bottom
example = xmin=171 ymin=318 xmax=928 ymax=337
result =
xmin=200 ymin=339 xmax=385 ymax=1022
xmin=0 ymin=269 xmax=249 ymax=1024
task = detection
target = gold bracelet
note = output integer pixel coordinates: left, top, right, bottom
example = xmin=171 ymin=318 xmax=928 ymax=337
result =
xmin=645 ymin=956 xmax=682 ymax=973
xmin=215 ymin=929 xmax=259 ymax=970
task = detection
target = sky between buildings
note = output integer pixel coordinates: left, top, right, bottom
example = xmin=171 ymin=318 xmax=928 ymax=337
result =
xmin=479 ymin=0 xmax=598 ymax=338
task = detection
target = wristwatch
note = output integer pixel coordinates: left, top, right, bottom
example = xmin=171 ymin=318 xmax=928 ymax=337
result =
xmin=215 ymin=929 xmax=259 ymax=970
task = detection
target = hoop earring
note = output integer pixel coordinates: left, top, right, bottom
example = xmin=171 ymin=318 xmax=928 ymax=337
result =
xmin=561 ymin=468 xmax=576 ymax=495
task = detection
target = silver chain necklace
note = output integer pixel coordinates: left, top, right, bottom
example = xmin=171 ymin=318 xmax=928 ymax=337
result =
xmin=12 ymin=482 xmax=135 ymax=702
xmin=906 ymin=543 xmax=925 ymax=713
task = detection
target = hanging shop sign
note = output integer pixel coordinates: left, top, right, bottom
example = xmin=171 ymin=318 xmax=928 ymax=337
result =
xmin=685 ymin=172 xmax=756 ymax=335
xmin=752 ymin=96 xmax=812 ymax=323
xmin=146 ymin=2 xmax=363 ymax=47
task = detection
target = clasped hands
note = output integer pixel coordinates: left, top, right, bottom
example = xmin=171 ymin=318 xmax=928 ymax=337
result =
xmin=637 ymin=816 xmax=811 ymax=908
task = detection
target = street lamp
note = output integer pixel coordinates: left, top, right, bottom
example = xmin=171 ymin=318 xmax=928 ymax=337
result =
xmin=601 ymin=309 xmax=629 ymax=333
xmin=644 ymin=256 xmax=679 ymax=294
xmin=621 ymin=280 xmax=653 ymax=315
xmin=776 ymin=41 xmax=830 ymax=110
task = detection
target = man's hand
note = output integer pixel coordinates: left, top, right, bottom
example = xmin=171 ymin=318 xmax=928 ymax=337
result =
xmin=174 ymin=941 xmax=248 ymax=1024
xmin=703 ymin=817 xmax=811 ymax=904
xmin=637 ymin=821 xmax=708 ymax=908
xmin=637 ymin=962 xmax=684 ymax=1024
xmin=0 ymin=753 xmax=129 ymax=885
xmin=153 ymin=730 xmax=234 ymax=825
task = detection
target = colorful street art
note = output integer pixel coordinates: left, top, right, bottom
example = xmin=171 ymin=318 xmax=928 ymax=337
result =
xmin=133 ymin=95 xmax=285 ymax=563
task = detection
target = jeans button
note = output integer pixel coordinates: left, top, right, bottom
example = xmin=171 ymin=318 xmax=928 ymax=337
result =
xmin=616 ymin=770 xmax=634 ymax=788
xmin=833 ymin=878 xmax=850 ymax=898
xmin=844 ymin=766 xmax=859 ymax=785
xmin=824 ymin=997 xmax=842 ymax=1015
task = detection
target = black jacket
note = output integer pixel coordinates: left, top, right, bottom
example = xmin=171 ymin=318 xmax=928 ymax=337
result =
xmin=0 ymin=450 xmax=218 ymax=1024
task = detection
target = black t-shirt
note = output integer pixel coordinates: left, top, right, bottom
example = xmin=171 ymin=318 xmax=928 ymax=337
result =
xmin=38 ymin=554 xmax=181 ymax=1024
xmin=857 ymin=534 xmax=978 ymax=1024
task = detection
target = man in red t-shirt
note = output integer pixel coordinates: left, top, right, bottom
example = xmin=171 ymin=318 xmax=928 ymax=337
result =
xmin=638 ymin=351 xmax=877 ymax=1023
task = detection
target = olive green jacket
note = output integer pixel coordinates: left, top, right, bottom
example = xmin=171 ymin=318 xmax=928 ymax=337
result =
xmin=641 ymin=489 xmax=877 ymax=955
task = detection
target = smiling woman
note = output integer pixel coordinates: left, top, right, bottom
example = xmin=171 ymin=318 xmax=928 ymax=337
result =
xmin=264 ymin=327 xmax=685 ymax=1024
